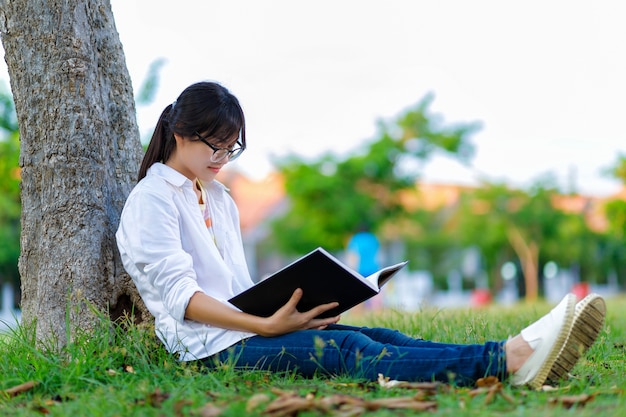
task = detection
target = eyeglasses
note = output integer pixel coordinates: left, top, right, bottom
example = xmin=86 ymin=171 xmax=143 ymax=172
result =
xmin=194 ymin=132 xmax=245 ymax=162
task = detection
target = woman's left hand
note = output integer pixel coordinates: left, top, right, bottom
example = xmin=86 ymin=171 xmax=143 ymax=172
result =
xmin=258 ymin=288 xmax=340 ymax=337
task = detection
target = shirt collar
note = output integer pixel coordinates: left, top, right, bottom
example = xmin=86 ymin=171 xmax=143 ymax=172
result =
xmin=147 ymin=162 xmax=229 ymax=192
xmin=147 ymin=162 xmax=190 ymax=188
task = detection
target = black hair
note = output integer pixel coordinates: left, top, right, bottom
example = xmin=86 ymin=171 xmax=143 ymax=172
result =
xmin=138 ymin=81 xmax=246 ymax=181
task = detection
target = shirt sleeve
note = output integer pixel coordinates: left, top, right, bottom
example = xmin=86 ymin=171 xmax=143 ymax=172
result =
xmin=117 ymin=185 xmax=203 ymax=323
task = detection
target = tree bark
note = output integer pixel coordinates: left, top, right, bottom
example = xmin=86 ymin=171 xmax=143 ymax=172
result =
xmin=507 ymin=226 xmax=539 ymax=301
xmin=0 ymin=0 xmax=148 ymax=346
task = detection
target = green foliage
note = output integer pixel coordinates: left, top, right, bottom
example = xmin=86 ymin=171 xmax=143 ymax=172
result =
xmin=604 ymin=153 xmax=626 ymax=184
xmin=136 ymin=58 xmax=167 ymax=106
xmin=402 ymin=208 xmax=463 ymax=287
xmin=598 ymin=140 xmax=626 ymax=286
xmin=0 ymin=83 xmax=20 ymax=286
xmin=604 ymin=199 xmax=626 ymax=240
xmin=452 ymin=178 xmax=606 ymax=293
xmin=271 ymin=94 xmax=480 ymax=255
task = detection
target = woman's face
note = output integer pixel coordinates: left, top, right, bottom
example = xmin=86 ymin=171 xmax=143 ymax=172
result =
xmin=167 ymin=133 xmax=239 ymax=183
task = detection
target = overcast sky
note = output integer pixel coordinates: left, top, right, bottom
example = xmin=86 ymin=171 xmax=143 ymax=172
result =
xmin=6 ymin=1 xmax=626 ymax=196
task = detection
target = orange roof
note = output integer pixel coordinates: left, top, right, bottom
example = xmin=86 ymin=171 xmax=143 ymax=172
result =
xmin=217 ymin=170 xmax=285 ymax=232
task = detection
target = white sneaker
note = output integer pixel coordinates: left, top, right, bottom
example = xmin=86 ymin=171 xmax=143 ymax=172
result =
xmin=547 ymin=293 xmax=606 ymax=383
xmin=511 ymin=294 xmax=576 ymax=389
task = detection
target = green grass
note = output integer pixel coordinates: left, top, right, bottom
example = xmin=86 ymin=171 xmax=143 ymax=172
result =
xmin=1 ymin=297 xmax=624 ymax=416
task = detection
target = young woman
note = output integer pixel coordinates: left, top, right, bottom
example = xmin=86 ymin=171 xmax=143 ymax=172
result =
xmin=116 ymin=81 xmax=606 ymax=388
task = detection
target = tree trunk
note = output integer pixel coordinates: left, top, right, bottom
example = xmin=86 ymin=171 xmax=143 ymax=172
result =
xmin=0 ymin=0 xmax=148 ymax=347
xmin=507 ymin=226 xmax=539 ymax=301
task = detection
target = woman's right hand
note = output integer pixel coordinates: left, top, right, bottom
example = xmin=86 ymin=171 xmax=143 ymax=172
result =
xmin=259 ymin=288 xmax=340 ymax=337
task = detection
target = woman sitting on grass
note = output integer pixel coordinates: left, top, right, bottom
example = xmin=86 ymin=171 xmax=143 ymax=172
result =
xmin=116 ymin=81 xmax=606 ymax=389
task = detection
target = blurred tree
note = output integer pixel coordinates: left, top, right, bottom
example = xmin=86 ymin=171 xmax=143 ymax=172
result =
xmin=605 ymin=153 xmax=626 ymax=184
xmin=603 ymin=154 xmax=626 ymax=239
xmin=454 ymin=177 xmax=596 ymax=300
xmin=0 ymin=83 xmax=20 ymax=289
xmin=600 ymin=154 xmax=626 ymax=286
xmin=541 ymin=210 xmax=606 ymax=284
xmin=270 ymin=93 xmax=480 ymax=256
xmin=135 ymin=58 xmax=166 ymax=106
xmin=402 ymin=206 xmax=464 ymax=287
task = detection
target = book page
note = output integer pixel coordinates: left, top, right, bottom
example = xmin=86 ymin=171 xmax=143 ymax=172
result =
xmin=365 ymin=261 xmax=409 ymax=290
xmin=315 ymin=247 xmax=378 ymax=290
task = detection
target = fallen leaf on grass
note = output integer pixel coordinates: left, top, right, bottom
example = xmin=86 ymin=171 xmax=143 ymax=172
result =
xmin=262 ymin=389 xmax=436 ymax=416
xmin=476 ymin=376 xmax=499 ymax=387
xmin=366 ymin=396 xmax=437 ymax=411
xmin=264 ymin=392 xmax=315 ymax=416
xmin=549 ymin=393 xmax=596 ymax=409
xmin=468 ymin=378 xmax=516 ymax=406
xmin=1 ymin=380 xmax=38 ymax=397
xmin=197 ymin=402 xmax=223 ymax=417
xmin=133 ymin=388 xmax=171 ymax=408
xmin=246 ymin=393 xmax=271 ymax=412
xmin=33 ymin=405 xmax=51 ymax=415
xmin=377 ymin=373 xmax=444 ymax=393
xmin=148 ymin=388 xmax=170 ymax=407
xmin=173 ymin=399 xmax=194 ymax=415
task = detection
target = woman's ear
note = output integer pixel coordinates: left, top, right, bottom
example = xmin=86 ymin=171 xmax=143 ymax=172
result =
xmin=173 ymin=133 xmax=185 ymax=145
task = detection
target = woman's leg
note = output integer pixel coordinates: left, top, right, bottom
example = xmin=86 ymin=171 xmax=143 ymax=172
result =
xmin=205 ymin=325 xmax=506 ymax=385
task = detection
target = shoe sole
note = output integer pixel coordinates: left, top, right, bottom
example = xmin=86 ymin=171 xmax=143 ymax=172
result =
xmin=547 ymin=293 xmax=606 ymax=383
xmin=525 ymin=295 xmax=576 ymax=390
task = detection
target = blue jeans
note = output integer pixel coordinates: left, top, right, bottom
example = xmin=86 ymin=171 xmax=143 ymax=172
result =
xmin=204 ymin=324 xmax=507 ymax=385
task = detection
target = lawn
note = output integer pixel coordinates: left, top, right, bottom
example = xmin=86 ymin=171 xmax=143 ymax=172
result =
xmin=1 ymin=296 xmax=624 ymax=416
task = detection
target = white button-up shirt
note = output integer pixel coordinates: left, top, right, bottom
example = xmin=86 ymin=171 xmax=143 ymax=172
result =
xmin=116 ymin=163 xmax=255 ymax=361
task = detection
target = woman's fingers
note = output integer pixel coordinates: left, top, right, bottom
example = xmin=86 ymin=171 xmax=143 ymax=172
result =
xmin=305 ymin=300 xmax=339 ymax=319
xmin=284 ymin=288 xmax=303 ymax=310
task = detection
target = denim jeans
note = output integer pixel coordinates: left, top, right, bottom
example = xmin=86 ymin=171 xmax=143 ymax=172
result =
xmin=204 ymin=324 xmax=507 ymax=385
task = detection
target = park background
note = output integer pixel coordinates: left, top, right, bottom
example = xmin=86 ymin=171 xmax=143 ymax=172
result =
xmin=1 ymin=0 xmax=626 ymax=328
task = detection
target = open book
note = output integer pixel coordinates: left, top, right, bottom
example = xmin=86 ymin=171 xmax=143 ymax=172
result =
xmin=228 ymin=247 xmax=408 ymax=318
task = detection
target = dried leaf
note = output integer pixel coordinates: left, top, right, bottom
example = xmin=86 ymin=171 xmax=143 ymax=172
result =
xmin=498 ymin=389 xmax=517 ymax=405
xmin=368 ymin=395 xmax=437 ymax=411
xmin=147 ymin=388 xmax=170 ymax=408
xmin=246 ymin=393 xmax=271 ymax=412
xmin=476 ymin=376 xmax=499 ymax=387
xmin=468 ymin=380 xmax=517 ymax=406
xmin=262 ymin=389 xmax=437 ymax=416
xmin=1 ymin=380 xmax=38 ymax=397
xmin=173 ymin=399 xmax=193 ymax=415
xmin=318 ymin=394 xmax=366 ymax=410
xmin=264 ymin=394 xmax=316 ymax=417
xmin=124 ymin=364 xmax=136 ymax=374
xmin=198 ymin=402 xmax=223 ymax=417
xmin=468 ymin=387 xmax=490 ymax=398
xmin=377 ymin=373 xmax=443 ymax=392
xmin=549 ymin=393 xmax=595 ymax=409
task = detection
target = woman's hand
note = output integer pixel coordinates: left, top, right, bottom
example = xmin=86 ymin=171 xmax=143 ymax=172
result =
xmin=259 ymin=288 xmax=340 ymax=337
xmin=185 ymin=289 xmax=339 ymax=338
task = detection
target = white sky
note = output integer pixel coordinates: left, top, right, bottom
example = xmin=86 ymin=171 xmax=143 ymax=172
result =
xmin=6 ymin=1 xmax=626 ymax=196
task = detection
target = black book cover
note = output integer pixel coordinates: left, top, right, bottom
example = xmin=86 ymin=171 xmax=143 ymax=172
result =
xmin=228 ymin=247 xmax=408 ymax=318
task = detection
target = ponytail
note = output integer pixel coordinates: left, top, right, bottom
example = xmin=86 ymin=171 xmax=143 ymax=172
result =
xmin=137 ymin=104 xmax=176 ymax=182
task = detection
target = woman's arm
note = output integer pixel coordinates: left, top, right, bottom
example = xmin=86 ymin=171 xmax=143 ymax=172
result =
xmin=185 ymin=288 xmax=340 ymax=337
